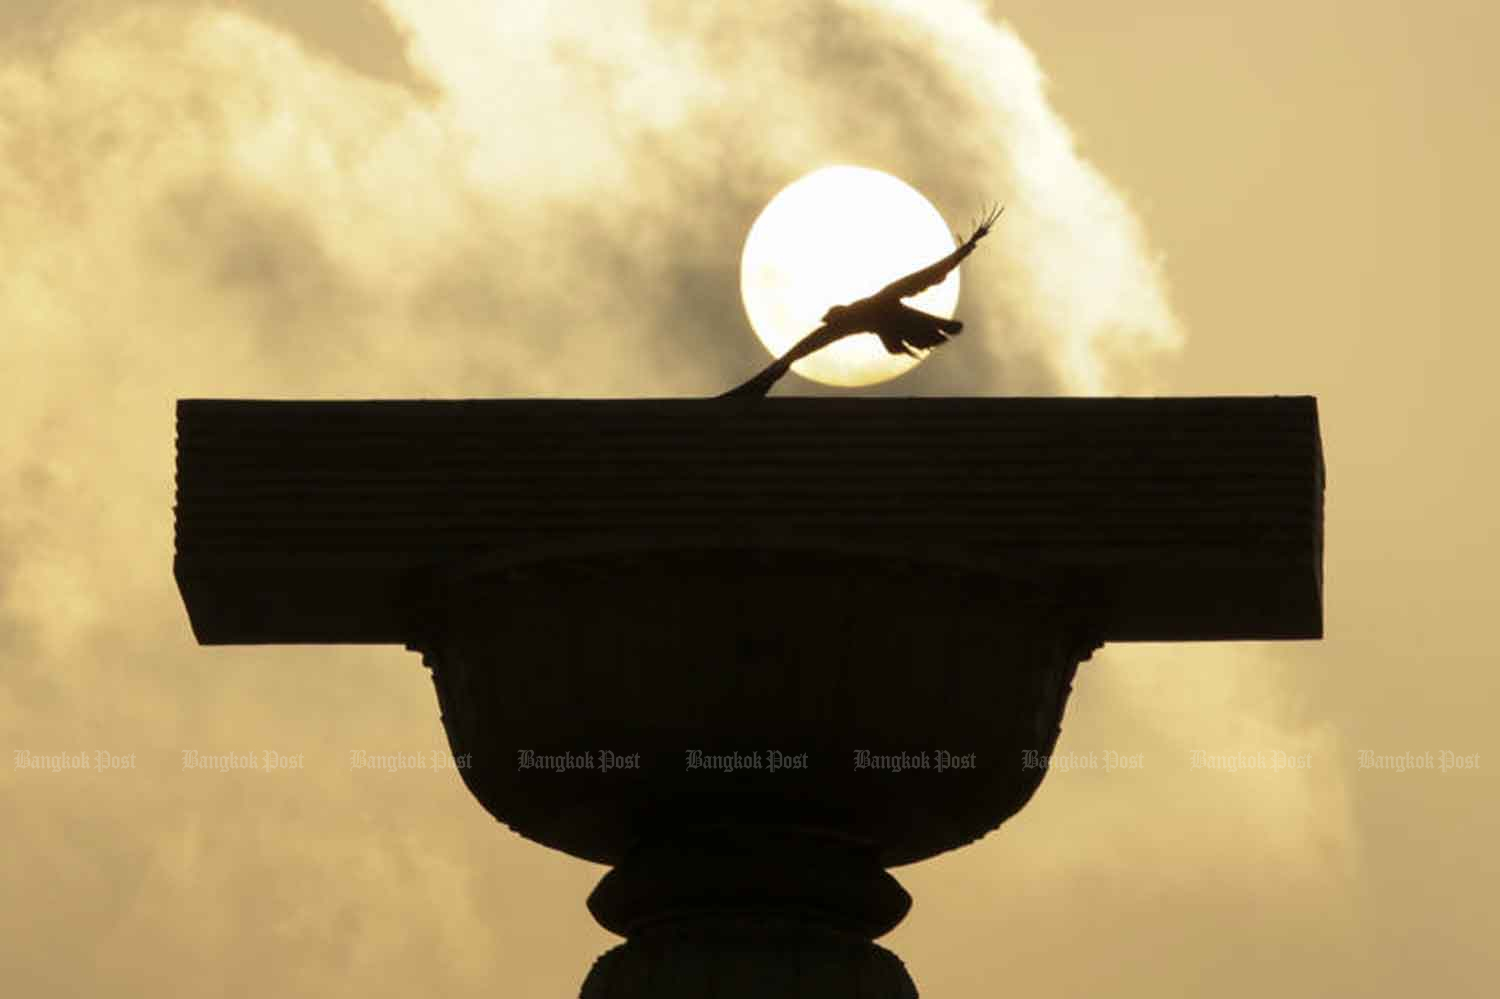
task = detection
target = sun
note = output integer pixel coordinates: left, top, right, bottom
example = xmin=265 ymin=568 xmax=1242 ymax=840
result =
xmin=739 ymin=165 xmax=960 ymax=388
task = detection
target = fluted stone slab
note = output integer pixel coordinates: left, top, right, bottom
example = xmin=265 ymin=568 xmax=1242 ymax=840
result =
xmin=174 ymin=396 xmax=1323 ymax=645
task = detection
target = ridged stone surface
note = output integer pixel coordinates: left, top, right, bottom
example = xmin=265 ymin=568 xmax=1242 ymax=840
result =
xmin=174 ymin=396 xmax=1323 ymax=645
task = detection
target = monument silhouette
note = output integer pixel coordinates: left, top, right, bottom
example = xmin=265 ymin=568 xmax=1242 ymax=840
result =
xmin=174 ymin=218 xmax=1323 ymax=997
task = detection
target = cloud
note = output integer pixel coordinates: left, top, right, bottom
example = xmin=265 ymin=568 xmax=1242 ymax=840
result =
xmin=3 ymin=0 xmax=1182 ymax=397
xmin=0 ymin=0 xmax=433 ymax=95
xmin=370 ymin=0 xmax=1184 ymax=393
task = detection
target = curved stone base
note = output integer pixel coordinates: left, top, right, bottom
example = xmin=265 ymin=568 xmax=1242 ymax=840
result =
xmin=421 ymin=552 xmax=1100 ymax=867
xmin=582 ymin=922 xmax=916 ymax=999
xmin=581 ymin=825 xmax=917 ymax=998
xmin=590 ymin=825 xmax=910 ymax=937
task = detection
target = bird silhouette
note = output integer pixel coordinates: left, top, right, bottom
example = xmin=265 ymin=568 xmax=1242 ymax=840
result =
xmin=722 ymin=203 xmax=1003 ymax=398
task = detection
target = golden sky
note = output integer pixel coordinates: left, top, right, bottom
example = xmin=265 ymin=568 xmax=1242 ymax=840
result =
xmin=2 ymin=1 xmax=1495 ymax=995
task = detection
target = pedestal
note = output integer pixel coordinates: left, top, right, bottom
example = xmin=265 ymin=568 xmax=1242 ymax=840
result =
xmin=173 ymin=396 xmax=1324 ymax=997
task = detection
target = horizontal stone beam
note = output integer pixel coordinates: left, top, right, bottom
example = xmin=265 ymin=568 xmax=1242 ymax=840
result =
xmin=174 ymin=396 xmax=1323 ymax=645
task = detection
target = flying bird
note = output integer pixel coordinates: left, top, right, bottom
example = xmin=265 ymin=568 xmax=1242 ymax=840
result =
xmin=722 ymin=203 xmax=1003 ymax=398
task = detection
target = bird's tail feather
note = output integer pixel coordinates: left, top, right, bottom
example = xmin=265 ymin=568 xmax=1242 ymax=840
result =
xmin=901 ymin=322 xmax=961 ymax=352
xmin=719 ymin=357 xmax=791 ymax=398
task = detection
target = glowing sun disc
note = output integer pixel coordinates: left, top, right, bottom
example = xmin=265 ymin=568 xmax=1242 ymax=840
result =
xmin=739 ymin=165 xmax=959 ymax=388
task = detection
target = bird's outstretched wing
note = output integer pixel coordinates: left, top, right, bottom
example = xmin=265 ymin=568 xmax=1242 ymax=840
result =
xmin=720 ymin=324 xmax=844 ymax=398
xmin=876 ymin=203 xmax=1003 ymax=300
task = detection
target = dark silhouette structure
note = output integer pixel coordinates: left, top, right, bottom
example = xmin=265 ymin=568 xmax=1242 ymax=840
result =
xmin=723 ymin=205 xmax=1003 ymax=398
xmin=174 ymin=396 xmax=1324 ymax=997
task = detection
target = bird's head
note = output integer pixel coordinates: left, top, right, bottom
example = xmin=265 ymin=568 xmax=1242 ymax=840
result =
xmin=822 ymin=304 xmax=851 ymax=325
